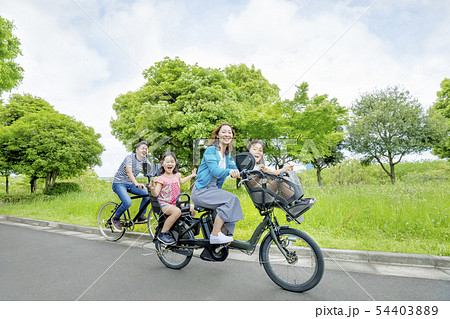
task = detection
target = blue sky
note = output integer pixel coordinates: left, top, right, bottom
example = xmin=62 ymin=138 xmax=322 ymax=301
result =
xmin=1 ymin=0 xmax=449 ymax=176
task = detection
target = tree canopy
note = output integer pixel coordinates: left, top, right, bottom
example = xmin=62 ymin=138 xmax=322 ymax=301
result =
xmin=278 ymin=83 xmax=348 ymax=186
xmin=0 ymin=16 xmax=24 ymax=98
xmin=346 ymin=86 xmax=437 ymax=184
xmin=110 ymin=57 xmax=280 ymax=170
xmin=0 ymin=94 xmax=104 ymax=193
xmin=430 ymin=78 xmax=450 ymax=159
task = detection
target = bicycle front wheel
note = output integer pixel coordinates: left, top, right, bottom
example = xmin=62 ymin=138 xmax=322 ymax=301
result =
xmin=260 ymin=227 xmax=324 ymax=292
xmin=98 ymin=202 xmax=126 ymax=241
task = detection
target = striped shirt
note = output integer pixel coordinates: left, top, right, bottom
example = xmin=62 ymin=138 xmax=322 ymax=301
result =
xmin=113 ymin=154 xmax=150 ymax=184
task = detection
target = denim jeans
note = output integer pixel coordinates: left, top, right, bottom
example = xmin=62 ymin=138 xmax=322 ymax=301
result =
xmin=112 ymin=183 xmax=150 ymax=219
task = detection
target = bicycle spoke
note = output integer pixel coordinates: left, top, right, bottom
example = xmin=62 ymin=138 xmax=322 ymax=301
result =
xmin=260 ymin=228 xmax=324 ymax=292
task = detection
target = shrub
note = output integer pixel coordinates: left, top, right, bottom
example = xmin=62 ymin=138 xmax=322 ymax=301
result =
xmin=43 ymin=182 xmax=82 ymax=195
xmin=0 ymin=193 xmax=42 ymax=204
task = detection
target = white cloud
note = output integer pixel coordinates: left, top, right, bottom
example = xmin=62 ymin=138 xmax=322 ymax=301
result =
xmin=1 ymin=0 xmax=447 ymax=176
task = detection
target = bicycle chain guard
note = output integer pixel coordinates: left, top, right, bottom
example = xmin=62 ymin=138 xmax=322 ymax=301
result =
xmin=200 ymin=244 xmax=229 ymax=262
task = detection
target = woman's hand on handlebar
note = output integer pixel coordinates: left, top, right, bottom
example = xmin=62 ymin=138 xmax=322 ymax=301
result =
xmin=229 ymin=169 xmax=241 ymax=179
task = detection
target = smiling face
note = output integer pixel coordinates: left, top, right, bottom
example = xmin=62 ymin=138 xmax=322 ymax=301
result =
xmin=161 ymin=155 xmax=177 ymax=174
xmin=249 ymin=142 xmax=264 ymax=164
xmin=217 ymin=125 xmax=234 ymax=147
xmin=135 ymin=144 xmax=148 ymax=160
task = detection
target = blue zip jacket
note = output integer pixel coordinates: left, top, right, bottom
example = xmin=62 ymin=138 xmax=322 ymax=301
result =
xmin=194 ymin=146 xmax=238 ymax=189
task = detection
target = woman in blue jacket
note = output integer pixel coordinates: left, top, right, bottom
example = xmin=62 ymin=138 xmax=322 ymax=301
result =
xmin=192 ymin=123 xmax=243 ymax=244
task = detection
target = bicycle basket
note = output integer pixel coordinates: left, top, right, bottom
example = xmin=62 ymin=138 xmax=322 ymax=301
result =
xmin=244 ymin=170 xmax=304 ymax=210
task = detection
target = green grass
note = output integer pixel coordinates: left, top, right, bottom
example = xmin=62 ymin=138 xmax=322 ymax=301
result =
xmin=1 ymin=161 xmax=449 ymax=256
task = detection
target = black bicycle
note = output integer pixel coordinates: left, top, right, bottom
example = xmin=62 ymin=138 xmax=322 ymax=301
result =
xmin=146 ymin=152 xmax=324 ymax=293
xmin=98 ymin=164 xmax=161 ymax=241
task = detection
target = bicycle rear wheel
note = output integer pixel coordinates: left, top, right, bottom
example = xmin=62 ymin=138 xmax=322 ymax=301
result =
xmin=98 ymin=202 xmax=126 ymax=241
xmin=260 ymin=227 xmax=324 ymax=292
xmin=155 ymin=223 xmax=194 ymax=269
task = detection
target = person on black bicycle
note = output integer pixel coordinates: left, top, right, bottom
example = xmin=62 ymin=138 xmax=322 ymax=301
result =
xmin=149 ymin=151 xmax=197 ymax=245
xmin=191 ymin=123 xmax=242 ymax=244
xmin=111 ymin=141 xmax=151 ymax=232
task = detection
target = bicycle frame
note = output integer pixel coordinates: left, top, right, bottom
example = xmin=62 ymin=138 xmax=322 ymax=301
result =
xmin=128 ymin=194 xmax=151 ymax=223
xmin=105 ymin=193 xmax=151 ymax=229
xmin=171 ymin=208 xmax=287 ymax=258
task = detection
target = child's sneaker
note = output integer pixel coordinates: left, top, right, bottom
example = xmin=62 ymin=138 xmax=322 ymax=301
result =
xmin=157 ymin=231 xmax=176 ymax=245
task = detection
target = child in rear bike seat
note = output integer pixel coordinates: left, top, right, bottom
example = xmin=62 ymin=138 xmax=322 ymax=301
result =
xmin=150 ymin=151 xmax=197 ymax=245
xmin=247 ymin=139 xmax=294 ymax=175
xmin=247 ymin=139 xmax=302 ymax=206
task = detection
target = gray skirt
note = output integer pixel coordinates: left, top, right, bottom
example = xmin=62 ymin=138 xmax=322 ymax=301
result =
xmin=191 ymin=179 xmax=243 ymax=235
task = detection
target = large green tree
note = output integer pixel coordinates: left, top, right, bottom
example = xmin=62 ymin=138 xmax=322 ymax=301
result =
xmin=278 ymin=83 xmax=348 ymax=187
xmin=110 ymin=57 xmax=281 ymax=170
xmin=224 ymin=63 xmax=281 ymax=150
xmin=0 ymin=94 xmax=54 ymax=193
xmin=346 ymin=86 xmax=436 ymax=184
xmin=430 ymin=78 xmax=450 ymax=159
xmin=0 ymin=94 xmax=104 ymax=193
xmin=0 ymin=16 xmax=24 ymax=98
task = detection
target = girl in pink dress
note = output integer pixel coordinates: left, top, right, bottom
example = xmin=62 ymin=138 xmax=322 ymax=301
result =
xmin=150 ymin=152 xmax=196 ymax=245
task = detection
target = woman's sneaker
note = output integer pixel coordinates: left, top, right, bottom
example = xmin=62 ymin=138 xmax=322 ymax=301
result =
xmin=157 ymin=231 xmax=176 ymax=245
xmin=210 ymin=232 xmax=233 ymax=244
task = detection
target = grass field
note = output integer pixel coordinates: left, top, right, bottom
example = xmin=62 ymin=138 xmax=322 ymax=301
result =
xmin=1 ymin=161 xmax=449 ymax=256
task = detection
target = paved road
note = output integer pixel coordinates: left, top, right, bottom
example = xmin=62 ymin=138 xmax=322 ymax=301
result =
xmin=1 ymin=222 xmax=449 ymax=301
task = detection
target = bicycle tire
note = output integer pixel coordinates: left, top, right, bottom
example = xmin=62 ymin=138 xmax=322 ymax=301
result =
xmin=260 ymin=227 xmax=324 ymax=292
xmin=98 ymin=202 xmax=126 ymax=241
xmin=147 ymin=208 xmax=159 ymax=239
xmin=155 ymin=222 xmax=194 ymax=269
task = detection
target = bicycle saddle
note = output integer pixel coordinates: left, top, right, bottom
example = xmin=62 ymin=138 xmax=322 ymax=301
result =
xmin=194 ymin=205 xmax=210 ymax=212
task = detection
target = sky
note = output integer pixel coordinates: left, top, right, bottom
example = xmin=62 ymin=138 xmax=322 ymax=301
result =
xmin=1 ymin=0 xmax=449 ymax=177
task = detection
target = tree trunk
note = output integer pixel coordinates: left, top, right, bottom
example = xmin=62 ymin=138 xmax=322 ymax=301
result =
xmin=5 ymin=175 xmax=9 ymax=194
xmin=390 ymin=163 xmax=396 ymax=184
xmin=51 ymin=171 xmax=58 ymax=187
xmin=30 ymin=177 xmax=37 ymax=193
xmin=375 ymin=156 xmax=396 ymax=184
xmin=45 ymin=174 xmax=51 ymax=191
xmin=316 ymin=168 xmax=323 ymax=188
xmin=45 ymin=171 xmax=58 ymax=191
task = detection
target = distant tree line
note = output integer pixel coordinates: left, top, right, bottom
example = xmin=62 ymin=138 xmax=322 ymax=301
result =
xmin=1 ymin=15 xmax=447 ymax=194
xmin=111 ymin=57 xmax=448 ymax=186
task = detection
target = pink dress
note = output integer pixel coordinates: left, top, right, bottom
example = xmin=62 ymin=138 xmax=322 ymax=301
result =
xmin=155 ymin=173 xmax=182 ymax=209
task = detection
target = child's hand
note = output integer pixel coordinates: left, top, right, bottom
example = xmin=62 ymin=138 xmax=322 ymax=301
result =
xmin=149 ymin=179 xmax=156 ymax=190
xmin=191 ymin=167 xmax=197 ymax=177
xmin=283 ymin=165 xmax=294 ymax=171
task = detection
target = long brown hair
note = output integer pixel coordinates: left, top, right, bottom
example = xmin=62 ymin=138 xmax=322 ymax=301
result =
xmin=206 ymin=122 xmax=235 ymax=155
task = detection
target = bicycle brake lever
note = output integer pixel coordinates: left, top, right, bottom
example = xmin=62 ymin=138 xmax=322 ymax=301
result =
xmin=238 ymin=176 xmax=253 ymax=187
